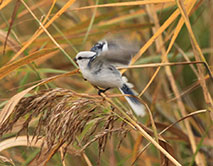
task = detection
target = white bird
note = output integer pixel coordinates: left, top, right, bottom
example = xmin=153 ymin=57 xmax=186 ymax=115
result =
xmin=74 ymin=38 xmax=146 ymax=117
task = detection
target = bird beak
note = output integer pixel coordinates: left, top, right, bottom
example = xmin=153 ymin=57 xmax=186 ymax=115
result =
xmin=74 ymin=57 xmax=77 ymax=62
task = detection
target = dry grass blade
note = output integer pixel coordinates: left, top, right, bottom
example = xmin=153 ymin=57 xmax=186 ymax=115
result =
xmin=127 ymin=8 xmax=182 ymax=97
xmin=60 ymin=147 xmax=66 ymax=166
xmin=0 ymin=29 xmax=21 ymax=52
xmin=73 ymin=0 xmax=174 ymax=11
xmin=168 ymin=75 xmax=210 ymax=103
xmin=101 ymin=94 xmax=181 ymax=166
xmin=20 ymin=0 xmax=77 ymax=67
xmin=0 ymin=136 xmax=44 ymax=152
xmin=132 ymin=0 xmax=206 ymax=165
xmin=9 ymin=0 xmax=76 ymax=62
xmin=81 ymin=128 xmax=125 ymax=152
xmin=173 ymin=43 xmax=200 ymax=79
xmin=117 ymin=61 xmax=206 ymax=69
xmin=135 ymin=61 xmax=206 ymax=97
xmin=31 ymin=139 xmax=65 ymax=166
xmin=0 ymin=85 xmax=38 ymax=127
xmin=0 ymin=0 xmax=212 ymax=165
xmin=40 ymin=0 xmax=56 ymax=26
xmin=137 ymin=0 xmax=196 ymax=97
xmin=0 ymin=0 xmax=12 ymax=10
xmin=146 ymin=103 xmax=159 ymax=150
xmin=0 ymin=1 xmax=48 ymax=29
xmin=2 ymin=0 xmax=21 ymax=55
xmin=176 ymin=0 xmax=207 ymax=63
xmin=132 ymin=110 xmax=208 ymax=165
xmin=0 ymin=155 xmax=15 ymax=166
xmin=131 ymin=9 xmax=179 ymax=65
xmin=0 ymin=48 xmax=58 ymax=80
xmin=176 ymin=0 xmax=213 ymax=107
xmin=168 ymin=0 xmax=211 ymax=165
xmin=160 ymin=110 xmax=208 ymax=135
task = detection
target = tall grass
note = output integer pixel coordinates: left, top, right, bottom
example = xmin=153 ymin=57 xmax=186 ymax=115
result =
xmin=0 ymin=0 xmax=212 ymax=166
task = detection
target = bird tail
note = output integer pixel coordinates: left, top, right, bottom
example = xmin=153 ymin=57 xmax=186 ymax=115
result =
xmin=119 ymin=83 xmax=146 ymax=117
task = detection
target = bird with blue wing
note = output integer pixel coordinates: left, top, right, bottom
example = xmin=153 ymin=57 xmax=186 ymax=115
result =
xmin=75 ymin=37 xmax=146 ymax=117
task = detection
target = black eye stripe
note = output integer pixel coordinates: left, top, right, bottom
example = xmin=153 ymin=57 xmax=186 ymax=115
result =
xmin=77 ymin=56 xmax=96 ymax=60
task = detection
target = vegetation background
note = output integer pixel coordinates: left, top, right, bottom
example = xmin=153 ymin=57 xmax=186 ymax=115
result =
xmin=0 ymin=0 xmax=212 ymax=166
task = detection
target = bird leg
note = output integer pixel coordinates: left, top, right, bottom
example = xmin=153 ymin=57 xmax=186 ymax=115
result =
xmin=93 ymin=85 xmax=110 ymax=96
xmin=98 ymin=87 xmax=110 ymax=96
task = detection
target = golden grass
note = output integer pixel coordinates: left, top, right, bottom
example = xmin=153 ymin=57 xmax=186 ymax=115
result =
xmin=0 ymin=0 xmax=212 ymax=165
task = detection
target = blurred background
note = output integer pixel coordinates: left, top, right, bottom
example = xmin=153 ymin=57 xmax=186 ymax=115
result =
xmin=0 ymin=0 xmax=212 ymax=165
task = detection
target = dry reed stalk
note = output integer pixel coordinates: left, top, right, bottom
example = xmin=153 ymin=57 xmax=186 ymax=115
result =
xmin=0 ymin=88 xmax=129 ymax=165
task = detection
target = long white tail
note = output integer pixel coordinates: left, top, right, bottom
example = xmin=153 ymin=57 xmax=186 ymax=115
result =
xmin=119 ymin=83 xmax=146 ymax=117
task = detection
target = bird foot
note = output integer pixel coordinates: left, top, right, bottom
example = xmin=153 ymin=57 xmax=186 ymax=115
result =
xmin=98 ymin=88 xmax=110 ymax=96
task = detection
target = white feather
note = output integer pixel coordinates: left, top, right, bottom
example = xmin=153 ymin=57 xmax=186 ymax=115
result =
xmin=122 ymin=76 xmax=134 ymax=88
xmin=119 ymin=87 xmax=146 ymax=117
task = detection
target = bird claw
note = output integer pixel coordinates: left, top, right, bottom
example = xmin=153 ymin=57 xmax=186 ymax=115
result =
xmin=98 ymin=88 xmax=110 ymax=96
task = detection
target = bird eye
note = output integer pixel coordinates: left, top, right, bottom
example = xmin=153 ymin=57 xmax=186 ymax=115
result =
xmin=78 ymin=56 xmax=83 ymax=60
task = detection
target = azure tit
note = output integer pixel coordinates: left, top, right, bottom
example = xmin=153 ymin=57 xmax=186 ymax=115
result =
xmin=75 ymin=38 xmax=146 ymax=117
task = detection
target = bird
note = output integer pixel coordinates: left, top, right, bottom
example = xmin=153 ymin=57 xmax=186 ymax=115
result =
xmin=74 ymin=38 xmax=146 ymax=117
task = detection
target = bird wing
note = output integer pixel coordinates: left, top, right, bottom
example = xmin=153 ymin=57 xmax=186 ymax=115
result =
xmin=97 ymin=49 xmax=134 ymax=66
xmin=97 ymin=37 xmax=139 ymax=66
